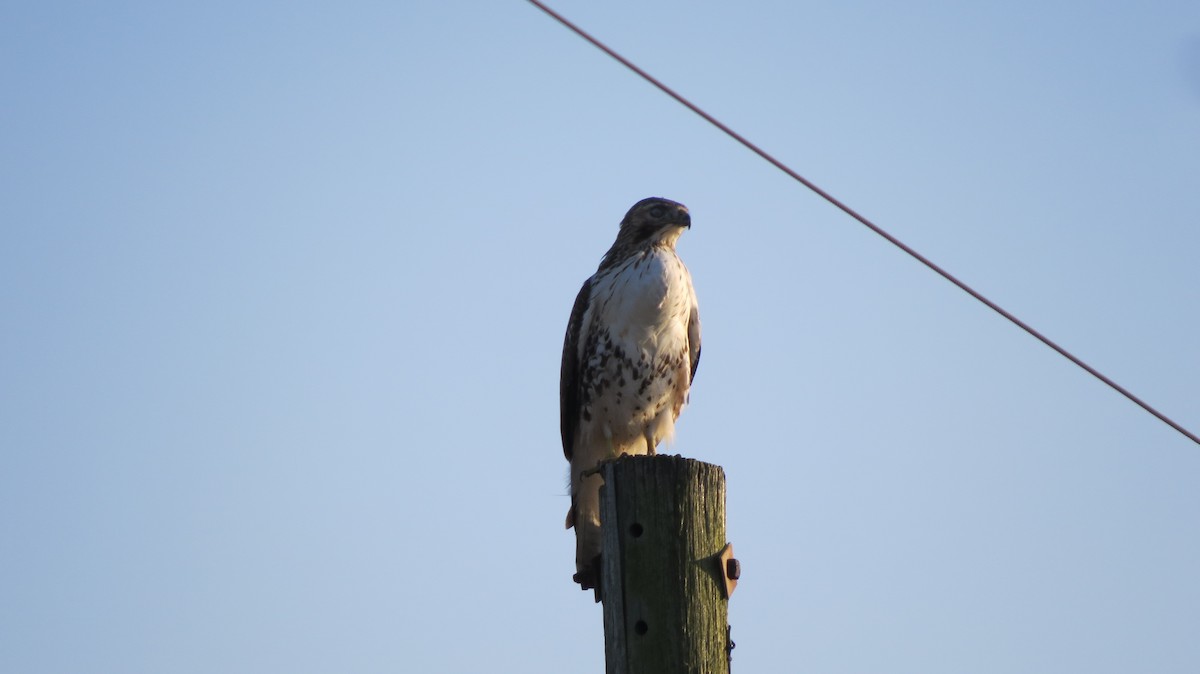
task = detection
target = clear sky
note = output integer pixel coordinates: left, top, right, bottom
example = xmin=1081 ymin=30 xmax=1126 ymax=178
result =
xmin=3 ymin=1 xmax=1198 ymax=672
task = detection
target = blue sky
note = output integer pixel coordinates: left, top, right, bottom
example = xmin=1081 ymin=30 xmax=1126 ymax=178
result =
xmin=3 ymin=1 xmax=1198 ymax=672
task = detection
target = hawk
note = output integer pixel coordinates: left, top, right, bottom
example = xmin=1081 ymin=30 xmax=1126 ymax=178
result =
xmin=560 ymin=196 xmax=702 ymax=592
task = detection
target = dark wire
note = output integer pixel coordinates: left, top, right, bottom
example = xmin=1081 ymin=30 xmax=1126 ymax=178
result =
xmin=527 ymin=0 xmax=1199 ymax=446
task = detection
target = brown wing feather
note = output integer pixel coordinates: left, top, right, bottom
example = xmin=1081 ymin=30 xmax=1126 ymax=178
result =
xmin=687 ymin=303 xmax=702 ymax=385
xmin=560 ymin=278 xmax=593 ymax=460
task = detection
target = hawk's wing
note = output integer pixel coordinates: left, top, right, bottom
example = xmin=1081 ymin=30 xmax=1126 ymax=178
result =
xmin=560 ymin=278 xmax=593 ymax=461
xmin=687 ymin=299 xmax=701 ymax=385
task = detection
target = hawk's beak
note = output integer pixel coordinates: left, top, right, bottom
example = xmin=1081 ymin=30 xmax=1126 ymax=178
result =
xmin=676 ymin=209 xmax=691 ymax=229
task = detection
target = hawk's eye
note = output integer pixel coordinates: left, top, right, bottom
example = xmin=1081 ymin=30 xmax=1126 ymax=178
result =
xmin=648 ymin=206 xmax=666 ymax=218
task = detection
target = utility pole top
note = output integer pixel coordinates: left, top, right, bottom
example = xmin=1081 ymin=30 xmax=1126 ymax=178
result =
xmin=599 ymin=455 xmax=737 ymax=674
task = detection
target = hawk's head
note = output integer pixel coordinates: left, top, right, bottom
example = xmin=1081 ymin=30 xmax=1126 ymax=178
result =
xmin=598 ymin=197 xmax=691 ymax=271
xmin=619 ymin=197 xmax=691 ymax=244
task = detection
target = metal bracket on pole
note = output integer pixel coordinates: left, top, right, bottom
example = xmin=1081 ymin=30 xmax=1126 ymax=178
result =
xmin=718 ymin=543 xmax=739 ymax=599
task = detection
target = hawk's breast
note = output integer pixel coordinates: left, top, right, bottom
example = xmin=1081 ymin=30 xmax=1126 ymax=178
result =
xmin=575 ymin=247 xmax=695 ymax=448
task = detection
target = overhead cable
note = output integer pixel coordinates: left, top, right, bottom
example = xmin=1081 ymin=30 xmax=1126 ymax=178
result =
xmin=527 ymin=0 xmax=1199 ymax=446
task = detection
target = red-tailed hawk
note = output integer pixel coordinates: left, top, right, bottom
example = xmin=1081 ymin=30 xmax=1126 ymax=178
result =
xmin=560 ymin=197 xmax=702 ymax=592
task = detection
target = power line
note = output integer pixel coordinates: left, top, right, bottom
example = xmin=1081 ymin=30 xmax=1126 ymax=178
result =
xmin=527 ymin=0 xmax=1200 ymax=447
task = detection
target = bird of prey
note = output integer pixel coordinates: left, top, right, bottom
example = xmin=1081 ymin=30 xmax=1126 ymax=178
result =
xmin=560 ymin=196 xmax=702 ymax=592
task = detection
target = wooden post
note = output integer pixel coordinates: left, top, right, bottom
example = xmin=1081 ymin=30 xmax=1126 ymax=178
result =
xmin=599 ymin=455 xmax=733 ymax=674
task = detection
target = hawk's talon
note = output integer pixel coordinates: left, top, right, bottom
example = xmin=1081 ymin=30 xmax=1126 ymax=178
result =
xmin=579 ymin=464 xmax=605 ymax=480
xmin=573 ymin=554 xmax=602 ymax=602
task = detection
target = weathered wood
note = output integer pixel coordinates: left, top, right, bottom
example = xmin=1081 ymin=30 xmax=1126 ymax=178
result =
xmin=600 ymin=455 xmax=731 ymax=674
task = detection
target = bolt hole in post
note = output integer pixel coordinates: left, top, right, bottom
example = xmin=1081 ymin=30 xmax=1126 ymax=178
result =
xmin=634 ymin=620 xmax=648 ymax=636
xmin=628 ymin=522 xmax=644 ymax=538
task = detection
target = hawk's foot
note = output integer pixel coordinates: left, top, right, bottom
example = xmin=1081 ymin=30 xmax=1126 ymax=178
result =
xmin=573 ymin=554 xmax=602 ymax=603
